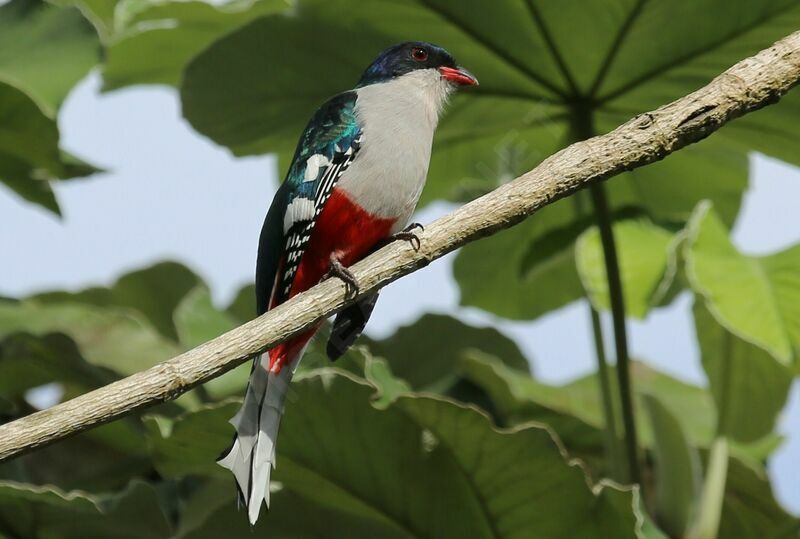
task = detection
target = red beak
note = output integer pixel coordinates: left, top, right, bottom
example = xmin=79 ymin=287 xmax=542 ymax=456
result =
xmin=439 ymin=66 xmax=479 ymax=86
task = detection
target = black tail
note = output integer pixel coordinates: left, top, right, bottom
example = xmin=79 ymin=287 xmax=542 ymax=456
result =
xmin=327 ymin=292 xmax=379 ymax=360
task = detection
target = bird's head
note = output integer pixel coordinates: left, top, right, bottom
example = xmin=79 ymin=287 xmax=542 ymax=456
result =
xmin=357 ymin=41 xmax=478 ymax=89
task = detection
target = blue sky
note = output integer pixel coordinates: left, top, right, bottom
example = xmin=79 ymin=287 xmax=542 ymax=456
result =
xmin=1 ymin=71 xmax=797 ymax=514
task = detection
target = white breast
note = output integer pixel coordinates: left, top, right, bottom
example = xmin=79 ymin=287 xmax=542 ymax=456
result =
xmin=338 ymin=69 xmax=452 ymax=231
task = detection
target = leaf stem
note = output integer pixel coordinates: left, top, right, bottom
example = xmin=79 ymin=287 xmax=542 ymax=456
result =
xmin=573 ymin=192 xmax=624 ymax=480
xmin=571 ymin=101 xmax=641 ymax=486
xmin=687 ymin=437 xmax=729 ymax=539
xmin=687 ymin=327 xmax=733 ymax=539
xmin=588 ymin=184 xmax=640 ymax=485
xmin=589 ymin=305 xmax=624 ymax=480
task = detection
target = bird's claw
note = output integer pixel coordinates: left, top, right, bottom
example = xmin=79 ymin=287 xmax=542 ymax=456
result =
xmin=325 ymin=254 xmax=359 ymax=298
xmin=390 ymin=222 xmax=424 ymax=251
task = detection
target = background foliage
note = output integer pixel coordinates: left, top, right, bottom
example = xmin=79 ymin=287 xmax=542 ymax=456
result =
xmin=1 ymin=0 xmax=799 ymax=537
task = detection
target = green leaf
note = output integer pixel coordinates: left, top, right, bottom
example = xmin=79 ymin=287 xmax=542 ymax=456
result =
xmin=693 ymin=301 xmax=793 ymax=443
xmin=0 ymin=0 xmax=100 ymax=213
xmin=360 ymin=354 xmax=412 ymax=409
xmin=176 ymin=0 xmax=779 ymax=207
xmin=591 ymin=0 xmax=800 ymax=169
xmin=0 ymin=332 xmax=117 ymax=398
xmin=174 ymin=286 xmax=238 ymax=349
xmin=102 ymin=0 xmax=288 ymax=91
xmin=0 ymin=79 xmax=98 ymax=214
xmin=180 ymin=14 xmax=381 ymax=160
xmin=641 ymin=393 xmax=701 ymax=538
xmin=0 ymin=81 xmax=60 ymax=172
xmin=178 ymin=1 xmax=800 ymax=322
xmin=35 ymin=261 xmax=203 ymax=342
xmin=147 ymin=369 xmax=645 ymax=537
xmin=225 ymin=283 xmax=256 ymax=323
xmin=0 ymin=424 xmax=152 ymax=492
xmin=455 ymin=199 xmax=587 ymax=320
xmin=461 ymin=352 xmax=717 ymax=450
xmin=178 ymin=480 xmax=413 ymax=539
xmin=685 ymin=201 xmax=800 ymax=366
xmin=0 ymin=0 xmax=98 ymax=111
xmin=0 ymin=480 xmax=172 ymax=539
xmin=0 ymin=299 xmax=179 ymax=375
xmin=362 ymin=313 xmax=530 ymax=392
xmin=460 ymin=354 xmax=798 ymax=536
xmin=0 ymin=171 xmax=60 ymax=214
xmin=456 ymin=136 xmax=746 ymax=321
xmin=716 ymin=454 xmax=800 ymax=539
xmin=50 ymin=0 xmax=119 ymax=41
xmin=144 ymin=400 xmax=240 ymax=480
xmin=396 ymin=393 xmax=644 ymax=538
xmin=0 ymin=333 xmax=152 ymax=492
xmin=173 ymin=285 xmax=253 ymax=399
xmin=576 ymin=218 xmax=678 ymax=318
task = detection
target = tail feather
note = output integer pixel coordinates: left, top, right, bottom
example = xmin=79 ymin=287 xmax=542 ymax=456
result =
xmin=218 ymin=350 xmax=300 ymax=525
xmin=327 ymin=292 xmax=380 ymax=360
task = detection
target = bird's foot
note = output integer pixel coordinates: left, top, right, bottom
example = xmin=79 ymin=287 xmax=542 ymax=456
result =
xmin=389 ymin=222 xmax=424 ymax=251
xmin=325 ymin=253 xmax=359 ymax=298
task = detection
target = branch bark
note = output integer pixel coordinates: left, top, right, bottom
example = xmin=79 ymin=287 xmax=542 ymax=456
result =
xmin=2 ymin=30 xmax=799 ymax=463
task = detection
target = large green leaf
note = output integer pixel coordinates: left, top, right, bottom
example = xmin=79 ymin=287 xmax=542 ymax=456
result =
xmin=685 ymin=201 xmax=800 ymax=366
xmin=173 ymin=285 xmax=254 ymax=399
xmin=693 ymin=301 xmax=793 ymax=443
xmin=460 ymin=352 xmax=717 ymax=450
xmin=101 ymin=0 xmax=287 ymax=90
xmin=0 ymin=332 xmax=116 ymax=398
xmin=0 ymin=80 xmax=98 ymax=214
xmin=183 ymin=485 xmax=418 ymax=539
xmin=176 ymin=0 xmax=780 ymax=200
xmin=0 ymin=0 xmax=98 ymax=111
xmin=173 ymin=286 xmax=238 ymax=349
xmin=0 ymin=1 xmax=101 ymax=213
xmin=717 ymin=455 xmax=800 ymax=539
xmin=145 ymin=369 xmax=645 ymax=537
xmin=0 ymin=299 xmax=179 ymax=375
xmin=180 ymin=0 xmax=800 ymax=168
xmin=641 ymin=393 xmax=701 ymax=538
xmin=457 ymin=136 xmax=746 ymax=320
xmin=0 ymin=423 xmax=151 ymax=493
xmin=454 ymin=198 xmax=587 ymax=320
xmin=591 ymin=1 xmax=800 ymax=169
xmin=460 ymin=354 xmax=798 ymax=536
xmin=177 ymin=0 xmax=799 ymax=322
xmin=35 ymin=261 xmax=202 ymax=342
xmin=576 ymin=218 xmax=678 ymax=319
xmin=50 ymin=0 xmax=118 ymax=41
xmin=0 ymin=332 xmax=152 ymax=491
xmin=0 ymin=1 xmax=100 ymax=211
xmin=144 ymin=401 xmax=240 ymax=481
xmin=0 ymin=480 xmax=172 ymax=539
xmin=362 ymin=313 xmax=530 ymax=393
xmin=225 ymin=283 xmax=256 ymax=323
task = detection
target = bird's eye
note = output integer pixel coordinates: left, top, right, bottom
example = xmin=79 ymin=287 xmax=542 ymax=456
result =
xmin=411 ymin=47 xmax=428 ymax=62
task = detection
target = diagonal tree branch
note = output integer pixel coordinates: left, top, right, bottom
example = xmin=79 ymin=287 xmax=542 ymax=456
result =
xmin=1 ymin=30 xmax=799 ymax=463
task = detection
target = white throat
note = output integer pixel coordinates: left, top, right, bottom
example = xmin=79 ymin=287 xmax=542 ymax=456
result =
xmin=359 ymin=69 xmax=453 ymax=128
xmin=338 ymin=70 xmax=452 ymax=227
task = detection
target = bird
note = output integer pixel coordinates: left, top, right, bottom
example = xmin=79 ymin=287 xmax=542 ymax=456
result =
xmin=217 ymin=41 xmax=478 ymax=524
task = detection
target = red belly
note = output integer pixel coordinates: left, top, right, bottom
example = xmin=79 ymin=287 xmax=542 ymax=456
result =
xmin=289 ymin=187 xmax=396 ymax=297
xmin=268 ymin=187 xmax=395 ymax=372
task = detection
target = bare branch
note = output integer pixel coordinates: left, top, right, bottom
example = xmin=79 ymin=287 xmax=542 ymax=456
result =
xmin=1 ymin=30 xmax=798 ymax=462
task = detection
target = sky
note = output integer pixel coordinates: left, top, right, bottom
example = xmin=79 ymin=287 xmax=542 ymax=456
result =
xmin=1 ymin=71 xmax=797 ymax=514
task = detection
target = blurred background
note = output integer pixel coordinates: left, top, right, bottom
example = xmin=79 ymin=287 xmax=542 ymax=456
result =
xmin=0 ymin=1 xmax=798 ymax=537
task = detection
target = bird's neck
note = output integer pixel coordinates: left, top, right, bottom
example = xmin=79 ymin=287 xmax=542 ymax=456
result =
xmin=354 ymin=70 xmax=452 ymax=132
